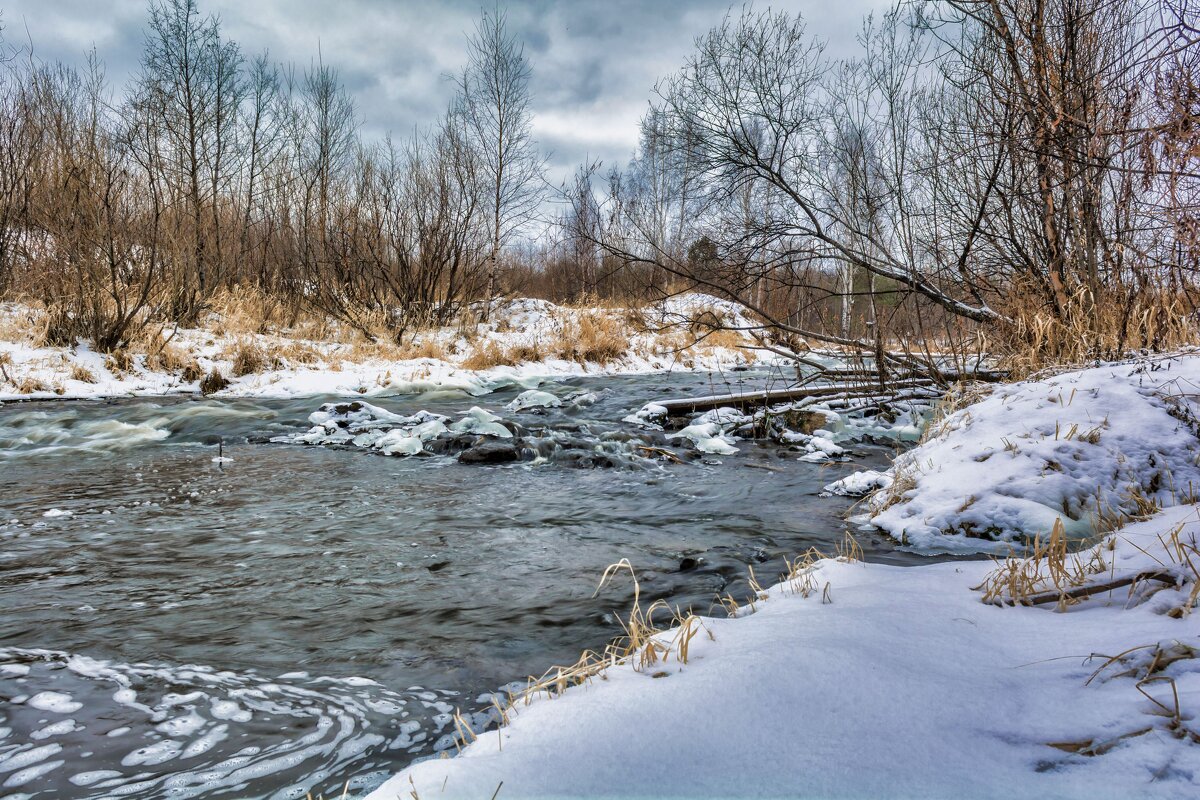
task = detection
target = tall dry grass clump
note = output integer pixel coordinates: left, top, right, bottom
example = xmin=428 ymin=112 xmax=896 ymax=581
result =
xmin=206 ymin=286 xmax=287 ymax=337
xmin=218 ymin=338 xmax=280 ymax=377
xmin=460 ymin=340 xmax=509 ymax=370
xmin=549 ymin=310 xmax=630 ymax=365
xmin=996 ymin=286 xmax=1199 ymax=379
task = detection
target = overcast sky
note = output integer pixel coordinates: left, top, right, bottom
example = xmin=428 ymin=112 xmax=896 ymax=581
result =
xmin=0 ymin=1 xmax=885 ymax=181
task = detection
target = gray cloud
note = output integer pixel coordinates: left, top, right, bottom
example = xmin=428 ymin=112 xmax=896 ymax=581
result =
xmin=1 ymin=0 xmax=884 ymax=182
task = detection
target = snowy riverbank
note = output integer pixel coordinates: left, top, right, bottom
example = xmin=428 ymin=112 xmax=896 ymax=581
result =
xmin=365 ymin=355 xmax=1200 ymax=799
xmin=0 ymin=294 xmax=778 ymax=403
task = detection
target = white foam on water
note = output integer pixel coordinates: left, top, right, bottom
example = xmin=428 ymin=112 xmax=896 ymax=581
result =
xmin=26 ymin=691 xmax=82 ymax=714
xmin=69 ymin=769 xmax=124 ymax=787
xmin=0 ymin=742 xmax=63 ymax=774
xmin=0 ymin=647 xmax=470 ymax=799
xmin=29 ymin=720 xmax=79 ymax=740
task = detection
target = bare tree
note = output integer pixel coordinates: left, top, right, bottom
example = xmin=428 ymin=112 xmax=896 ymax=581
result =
xmin=135 ymin=0 xmax=243 ymax=317
xmin=455 ymin=6 xmax=546 ymax=318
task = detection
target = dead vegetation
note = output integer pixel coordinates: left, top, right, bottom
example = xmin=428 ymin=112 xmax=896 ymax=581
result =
xmin=548 ymin=310 xmax=631 ymax=365
xmin=997 ymin=288 xmax=1200 ymax=380
xmin=974 ymin=518 xmax=1200 ymax=616
xmin=199 ymin=368 xmax=230 ymax=395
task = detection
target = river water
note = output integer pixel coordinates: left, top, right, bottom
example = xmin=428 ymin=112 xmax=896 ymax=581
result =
xmin=0 ymin=369 xmax=922 ymax=798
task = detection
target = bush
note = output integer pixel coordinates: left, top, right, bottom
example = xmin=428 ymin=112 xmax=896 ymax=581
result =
xmin=199 ymin=368 xmax=230 ymax=395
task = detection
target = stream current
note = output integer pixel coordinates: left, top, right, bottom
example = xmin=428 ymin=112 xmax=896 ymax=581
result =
xmin=0 ymin=369 xmax=925 ymax=798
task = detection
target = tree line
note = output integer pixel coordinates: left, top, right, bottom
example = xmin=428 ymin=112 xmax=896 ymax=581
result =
xmin=566 ymin=0 xmax=1200 ymax=376
xmin=0 ymin=0 xmax=544 ymax=349
xmin=0 ymin=0 xmax=1198 ymax=378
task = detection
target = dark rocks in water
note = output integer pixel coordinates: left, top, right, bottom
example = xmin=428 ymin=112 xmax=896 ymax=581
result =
xmin=426 ymin=560 xmax=451 ymax=572
xmin=458 ymin=441 xmax=523 ymax=464
xmin=554 ymin=450 xmax=623 ymax=469
xmin=425 ymin=434 xmax=482 ymax=456
xmin=679 ymin=556 xmax=702 ymax=572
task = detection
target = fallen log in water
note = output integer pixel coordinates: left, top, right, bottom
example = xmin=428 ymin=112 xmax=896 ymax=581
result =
xmin=656 ymin=377 xmax=939 ymax=416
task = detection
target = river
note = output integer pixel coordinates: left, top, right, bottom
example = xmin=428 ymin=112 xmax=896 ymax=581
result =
xmin=0 ymin=369 xmax=923 ymax=798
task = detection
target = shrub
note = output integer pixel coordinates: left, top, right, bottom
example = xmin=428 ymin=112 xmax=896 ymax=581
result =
xmin=199 ymin=368 xmax=230 ymax=395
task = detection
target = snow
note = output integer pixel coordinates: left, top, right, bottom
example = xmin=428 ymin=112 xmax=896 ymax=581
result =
xmin=367 ymin=504 xmax=1200 ymax=800
xmin=505 ymin=389 xmax=561 ymax=412
xmin=668 ymin=421 xmax=739 ymax=455
xmin=869 ymin=356 xmax=1200 ymax=551
xmin=821 ymin=469 xmax=892 ymax=497
xmin=0 ymin=293 xmax=778 ymax=403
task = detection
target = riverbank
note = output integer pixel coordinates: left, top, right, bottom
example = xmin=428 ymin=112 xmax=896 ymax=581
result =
xmin=366 ymin=355 xmax=1200 ymax=799
xmin=0 ymin=293 xmax=776 ymax=402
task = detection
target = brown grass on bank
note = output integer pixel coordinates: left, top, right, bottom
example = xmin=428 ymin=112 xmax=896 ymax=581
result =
xmin=199 ymin=368 xmax=230 ymax=395
xmin=15 ymin=374 xmax=46 ymax=394
xmin=973 ymin=515 xmax=1200 ymax=614
xmin=974 ymin=519 xmax=1111 ymax=609
xmin=0 ymin=303 xmax=49 ymax=345
xmin=104 ymin=349 xmax=135 ymax=376
xmin=207 ymin=286 xmax=286 ymax=337
xmin=549 ymin=310 xmax=630 ymax=365
xmin=460 ymin=340 xmax=509 ymax=370
xmin=218 ymin=338 xmax=284 ymax=377
xmin=997 ymin=286 xmax=1199 ymax=379
xmin=518 ymin=559 xmax=708 ymax=704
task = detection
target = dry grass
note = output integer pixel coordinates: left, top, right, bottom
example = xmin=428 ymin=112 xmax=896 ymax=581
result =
xmin=975 ymin=517 xmax=1200 ymax=615
xmin=70 ymin=364 xmax=96 ymax=383
xmin=460 ymin=340 xmax=510 ymax=370
xmin=104 ymin=349 xmax=135 ymax=376
xmin=15 ymin=374 xmax=46 ymax=394
xmin=974 ymin=519 xmax=1112 ymax=609
xmin=873 ymin=462 xmax=919 ymax=515
xmin=266 ymin=339 xmax=324 ymax=366
xmin=506 ymin=559 xmax=710 ymax=714
xmin=219 ymin=337 xmax=283 ymax=377
xmin=199 ymin=368 xmax=230 ymax=395
xmin=0 ymin=303 xmax=48 ymax=345
xmin=998 ymin=286 xmax=1199 ymax=379
xmin=548 ymin=310 xmax=630 ymax=365
xmin=207 ymin=285 xmax=286 ymax=337
xmin=141 ymin=342 xmax=200 ymax=377
xmin=403 ymin=337 xmax=447 ymax=361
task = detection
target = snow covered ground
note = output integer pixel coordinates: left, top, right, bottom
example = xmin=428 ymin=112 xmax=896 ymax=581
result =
xmin=0 ymin=294 xmax=777 ymax=402
xmin=368 ymin=506 xmax=1200 ymax=799
xmin=867 ymin=354 xmax=1200 ymax=553
xmin=365 ymin=355 xmax=1200 ymax=800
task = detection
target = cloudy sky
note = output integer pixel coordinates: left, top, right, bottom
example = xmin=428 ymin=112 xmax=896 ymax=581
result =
xmin=1 ymin=0 xmax=884 ymax=181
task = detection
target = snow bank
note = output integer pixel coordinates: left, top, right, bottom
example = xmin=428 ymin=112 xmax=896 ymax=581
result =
xmin=0 ymin=293 xmax=778 ymax=402
xmin=366 ymin=504 xmax=1200 ymax=800
xmin=869 ymin=356 xmax=1200 ymax=552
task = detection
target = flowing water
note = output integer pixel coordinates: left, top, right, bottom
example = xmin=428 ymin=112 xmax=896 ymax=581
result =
xmin=0 ymin=369 xmax=926 ymax=799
